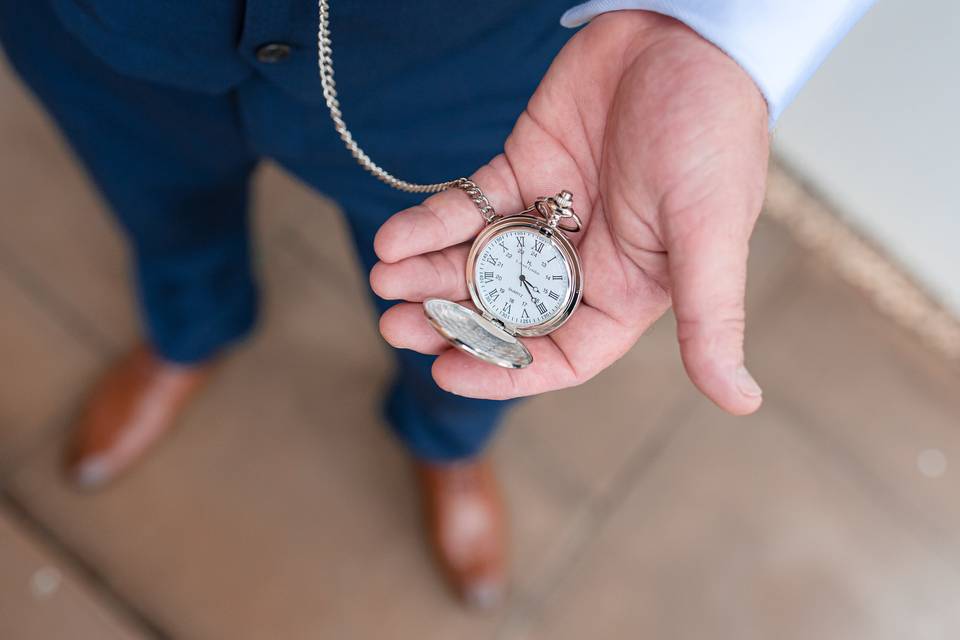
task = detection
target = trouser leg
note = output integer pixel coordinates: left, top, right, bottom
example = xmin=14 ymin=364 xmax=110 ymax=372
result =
xmin=0 ymin=0 xmax=260 ymax=363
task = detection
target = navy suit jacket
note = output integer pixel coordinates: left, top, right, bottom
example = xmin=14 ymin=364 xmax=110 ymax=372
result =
xmin=49 ymin=0 xmax=575 ymax=106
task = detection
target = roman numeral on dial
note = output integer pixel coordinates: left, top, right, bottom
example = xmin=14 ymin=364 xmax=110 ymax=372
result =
xmin=536 ymin=302 xmax=547 ymax=315
xmin=482 ymin=271 xmax=494 ymax=283
xmin=548 ymin=290 xmax=560 ymax=300
xmin=534 ymin=240 xmax=544 ymax=253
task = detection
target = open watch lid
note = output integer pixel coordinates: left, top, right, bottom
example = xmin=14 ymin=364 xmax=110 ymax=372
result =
xmin=423 ymin=298 xmax=533 ymax=369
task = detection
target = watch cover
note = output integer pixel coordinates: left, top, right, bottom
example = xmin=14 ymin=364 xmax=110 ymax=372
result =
xmin=423 ymin=298 xmax=533 ymax=369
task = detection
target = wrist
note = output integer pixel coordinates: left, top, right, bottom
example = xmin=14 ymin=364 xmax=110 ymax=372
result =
xmin=563 ymin=1 xmax=875 ymax=125
xmin=585 ymin=10 xmax=768 ymax=127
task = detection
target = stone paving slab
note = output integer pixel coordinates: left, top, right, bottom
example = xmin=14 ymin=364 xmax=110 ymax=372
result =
xmin=0 ymin=504 xmax=146 ymax=640
xmin=518 ymin=402 xmax=960 ymax=640
xmin=749 ymin=258 xmax=960 ymax=560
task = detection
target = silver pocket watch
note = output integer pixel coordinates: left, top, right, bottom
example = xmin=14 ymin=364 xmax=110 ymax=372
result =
xmin=424 ymin=188 xmax=584 ymax=369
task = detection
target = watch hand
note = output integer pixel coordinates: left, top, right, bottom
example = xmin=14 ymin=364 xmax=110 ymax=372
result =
xmin=520 ymin=278 xmax=538 ymax=302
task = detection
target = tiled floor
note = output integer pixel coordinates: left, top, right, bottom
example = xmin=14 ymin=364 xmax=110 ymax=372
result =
xmin=2 ymin=54 xmax=960 ymax=640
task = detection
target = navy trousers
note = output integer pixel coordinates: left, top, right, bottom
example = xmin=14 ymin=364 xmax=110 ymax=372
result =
xmin=0 ymin=0 xmax=575 ymax=460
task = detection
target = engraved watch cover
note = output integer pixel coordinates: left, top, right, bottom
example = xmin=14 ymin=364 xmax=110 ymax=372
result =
xmin=423 ymin=298 xmax=533 ymax=369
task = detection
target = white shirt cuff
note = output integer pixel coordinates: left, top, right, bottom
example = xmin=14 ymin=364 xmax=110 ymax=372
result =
xmin=561 ymin=0 xmax=875 ymax=125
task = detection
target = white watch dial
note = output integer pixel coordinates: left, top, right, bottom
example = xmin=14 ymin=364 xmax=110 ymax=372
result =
xmin=473 ymin=228 xmax=570 ymax=327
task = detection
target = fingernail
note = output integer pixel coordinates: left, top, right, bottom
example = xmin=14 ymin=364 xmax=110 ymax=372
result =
xmin=735 ymin=365 xmax=763 ymax=397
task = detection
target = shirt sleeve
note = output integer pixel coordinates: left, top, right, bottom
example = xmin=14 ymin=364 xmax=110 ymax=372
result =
xmin=560 ymin=0 xmax=875 ymax=125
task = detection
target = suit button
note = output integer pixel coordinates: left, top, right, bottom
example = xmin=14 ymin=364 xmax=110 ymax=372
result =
xmin=255 ymin=43 xmax=292 ymax=63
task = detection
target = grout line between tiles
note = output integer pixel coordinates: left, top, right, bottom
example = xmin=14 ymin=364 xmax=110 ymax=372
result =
xmin=500 ymin=425 xmax=592 ymax=506
xmin=770 ymin=389 xmax=960 ymax=576
xmin=739 ymin=222 xmax=960 ymax=569
xmin=0 ymin=386 xmax=95 ymax=488
xmin=0 ymin=490 xmax=170 ymax=640
xmin=493 ymin=220 xmax=809 ymax=639
xmin=0 ymin=246 xmax=116 ymax=356
xmin=268 ymin=221 xmax=361 ymax=295
xmin=495 ymin=397 xmax=700 ymax=640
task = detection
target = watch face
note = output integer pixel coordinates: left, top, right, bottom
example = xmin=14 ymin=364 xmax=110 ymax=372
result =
xmin=473 ymin=227 xmax=571 ymax=328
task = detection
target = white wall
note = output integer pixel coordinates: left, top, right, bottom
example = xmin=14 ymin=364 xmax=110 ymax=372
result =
xmin=773 ymin=0 xmax=960 ymax=314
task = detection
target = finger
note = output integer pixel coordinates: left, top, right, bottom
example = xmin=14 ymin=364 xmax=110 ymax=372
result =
xmin=670 ymin=218 xmax=761 ymax=416
xmin=432 ymin=335 xmax=577 ymax=400
xmin=379 ymin=302 xmax=451 ymax=355
xmin=373 ymin=157 xmax=524 ymax=264
xmin=369 ymin=244 xmax=470 ymax=302
xmin=430 ymin=304 xmax=655 ymax=399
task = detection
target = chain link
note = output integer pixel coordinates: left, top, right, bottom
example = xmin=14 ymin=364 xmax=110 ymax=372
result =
xmin=317 ymin=0 xmax=479 ymax=199
xmin=455 ymin=178 xmax=498 ymax=223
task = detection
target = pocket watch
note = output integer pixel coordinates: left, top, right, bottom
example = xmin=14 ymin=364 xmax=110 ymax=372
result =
xmin=424 ymin=187 xmax=584 ymax=369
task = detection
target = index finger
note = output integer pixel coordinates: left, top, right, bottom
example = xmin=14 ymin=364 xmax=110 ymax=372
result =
xmin=373 ymin=155 xmax=523 ymax=264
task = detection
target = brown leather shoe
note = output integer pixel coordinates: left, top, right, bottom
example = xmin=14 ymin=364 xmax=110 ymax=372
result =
xmin=415 ymin=456 xmax=507 ymax=609
xmin=64 ymin=344 xmax=216 ymax=490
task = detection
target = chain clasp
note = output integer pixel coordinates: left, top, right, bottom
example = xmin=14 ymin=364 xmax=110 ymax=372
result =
xmin=535 ymin=190 xmax=582 ymax=233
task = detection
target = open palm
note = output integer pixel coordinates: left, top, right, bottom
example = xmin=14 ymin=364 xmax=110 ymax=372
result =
xmin=370 ymin=11 xmax=770 ymax=415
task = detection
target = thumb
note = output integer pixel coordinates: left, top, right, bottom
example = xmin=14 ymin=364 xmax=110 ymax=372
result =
xmin=669 ymin=215 xmax=762 ymax=415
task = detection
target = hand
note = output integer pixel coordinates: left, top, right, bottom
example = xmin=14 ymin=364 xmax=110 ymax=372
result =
xmin=370 ymin=11 xmax=770 ymax=415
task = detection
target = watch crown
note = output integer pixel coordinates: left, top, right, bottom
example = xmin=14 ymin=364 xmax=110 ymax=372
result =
xmin=556 ymin=190 xmax=573 ymax=208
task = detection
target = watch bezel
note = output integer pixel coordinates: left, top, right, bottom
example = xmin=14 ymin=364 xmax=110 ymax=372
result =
xmin=466 ymin=215 xmax=583 ymax=338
